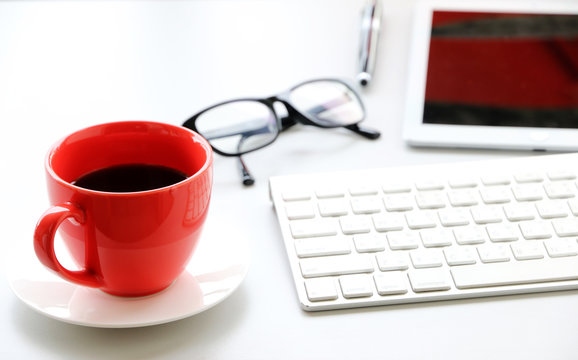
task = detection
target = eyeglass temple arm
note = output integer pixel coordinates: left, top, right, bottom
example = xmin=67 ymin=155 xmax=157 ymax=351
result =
xmin=238 ymin=156 xmax=255 ymax=186
xmin=302 ymin=96 xmax=381 ymax=140
xmin=280 ymin=112 xmax=380 ymax=140
xmin=344 ymin=123 xmax=381 ymax=140
xmin=236 ymin=135 xmax=255 ymax=186
xmin=280 ymin=115 xmax=298 ymax=131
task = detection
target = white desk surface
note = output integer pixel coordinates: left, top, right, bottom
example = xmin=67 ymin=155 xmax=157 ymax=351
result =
xmin=0 ymin=0 xmax=576 ymax=358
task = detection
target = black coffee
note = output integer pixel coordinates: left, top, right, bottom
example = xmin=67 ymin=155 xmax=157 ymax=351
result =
xmin=73 ymin=164 xmax=188 ymax=192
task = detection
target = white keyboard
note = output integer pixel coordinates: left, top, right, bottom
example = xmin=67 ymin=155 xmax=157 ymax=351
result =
xmin=268 ymin=153 xmax=578 ymax=311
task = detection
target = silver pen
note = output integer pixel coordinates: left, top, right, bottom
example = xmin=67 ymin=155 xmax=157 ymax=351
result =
xmin=357 ymin=0 xmax=382 ymax=87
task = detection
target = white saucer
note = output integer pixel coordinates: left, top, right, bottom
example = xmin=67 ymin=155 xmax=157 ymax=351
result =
xmin=6 ymin=212 xmax=250 ymax=328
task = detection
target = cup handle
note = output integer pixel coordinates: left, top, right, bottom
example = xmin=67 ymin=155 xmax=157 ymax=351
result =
xmin=33 ymin=203 xmax=102 ymax=288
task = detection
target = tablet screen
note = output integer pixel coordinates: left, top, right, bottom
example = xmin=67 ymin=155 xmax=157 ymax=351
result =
xmin=423 ymin=11 xmax=578 ymax=128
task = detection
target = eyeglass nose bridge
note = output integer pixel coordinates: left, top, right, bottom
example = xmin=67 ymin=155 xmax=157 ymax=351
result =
xmin=266 ymin=95 xmax=336 ymax=131
xmin=262 ymin=96 xmax=301 ymax=131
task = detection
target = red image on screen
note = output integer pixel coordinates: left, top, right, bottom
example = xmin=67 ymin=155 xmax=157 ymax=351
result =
xmin=423 ymin=11 xmax=578 ymax=128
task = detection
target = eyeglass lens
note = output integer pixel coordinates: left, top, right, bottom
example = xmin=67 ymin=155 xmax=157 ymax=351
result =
xmin=194 ymin=100 xmax=279 ymax=155
xmin=289 ymin=80 xmax=364 ymax=127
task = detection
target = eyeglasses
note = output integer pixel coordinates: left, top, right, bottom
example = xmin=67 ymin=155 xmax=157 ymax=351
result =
xmin=182 ymin=78 xmax=380 ymax=186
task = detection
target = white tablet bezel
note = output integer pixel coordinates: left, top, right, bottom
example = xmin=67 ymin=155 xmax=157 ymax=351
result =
xmin=403 ymin=0 xmax=578 ymax=151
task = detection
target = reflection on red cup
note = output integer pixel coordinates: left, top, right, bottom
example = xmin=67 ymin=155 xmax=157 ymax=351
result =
xmin=33 ymin=121 xmax=213 ymax=297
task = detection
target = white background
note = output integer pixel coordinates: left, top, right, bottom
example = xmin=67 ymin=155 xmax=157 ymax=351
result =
xmin=0 ymin=0 xmax=576 ymax=359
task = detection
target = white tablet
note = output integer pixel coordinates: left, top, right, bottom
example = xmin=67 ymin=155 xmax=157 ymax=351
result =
xmin=403 ymin=1 xmax=578 ymax=151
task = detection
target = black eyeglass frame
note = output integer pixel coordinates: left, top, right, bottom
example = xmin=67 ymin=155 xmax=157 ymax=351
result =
xmin=182 ymin=78 xmax=380 ymax=185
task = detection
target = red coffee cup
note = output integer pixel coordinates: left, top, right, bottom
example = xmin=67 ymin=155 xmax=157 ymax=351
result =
xmin=33 ymin=121 xmax=213 ymax=297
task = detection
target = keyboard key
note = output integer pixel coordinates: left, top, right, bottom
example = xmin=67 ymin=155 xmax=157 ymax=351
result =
xmin=318 ymin=198 xmax=349 ymax=217
xmin=544 ymin=182 xmax=576 ymax=199
xmin=535 ymin=200 xmax=569 ymax=219
xmin=480 ymin=187 xmax=511 ymax=204
xmin=349 ymin=184 xmax=379 ymax=196
xmin=447 ymin=189 xmax=479 ymax=206
xmin=503 ymin=203 xmax=535 ymax=221
xmin=486 ymin=223 xmax=519 ymax=242
xmin=420 ymin=228 xmax=454 ymax=247
xmin=444 ymin=247 xmax=477 ymax=266
xmin=512 ymin=184 xmax=544 ymax=201
xmin=410 ymin=249 xmax=444 ymax=268
xmin=415 ymin=180 xmax=445 ymax=191
xmin=285 ymin=202 xmax=315 ymax=220
xmin=477 ymin=244 xmax=511 ymax=263
xmin=351 ymin=196 xmax=382 ymax=214
xmin=382 ymin=182 xmax=411 ymax=194
xmin=511 ymin=242 xmax=544 ymax=260
xmin=552 ymin=218 xmax=578 ymax=237
xmin=453 ymin=226 xmax=487 ymax=245
xmin=443 ymin=246 xmax=477 ymax=266
xmin=448 ymin=177 xmax=478 ymax=189
xmin=290 ymin=218 xmax=338 ymax=239
xmin=405 ymin=211 xmax=437 ymax=229
xmin=339 ymin=274 xmax=374 ymax=298
xmin=408 ymin=269 xmax=452 ymax=292
xmin=376 ymin=252 xmax=410 ymax=271
xmin=387 ymin=231 xmax=420 ymax=250
xmin=384 ymin=194 xmax=414 ymax=211
xmin=315 ymin=187 xmax=345 ymax=199
xmin=294 ymin=236 xmax=351 ymax=258
xmin=340 ymin=215 xmax=372 ymax=235
xmin=282 ymin=188 xmax=311 ymax=201
xmin=471 ymin=205 xmax=503 ymax=224
xmin=514 ymin=172 xmax=544 ymax=183
xmin=353 ymin=234 xmax=387 ymax=253
xmin=372 ymin=213 xmax=405 ymax=232
xmin=305 ymin=278 xmax=338 ymax=301
xmin=567 ymin=198 xmax=578 ymax=216
xmin=481 ymin=174 xmax=510 ymax=186
xmin=438 ymin=208 xmax=470 ymax=227
xmin=544 ymin=239 xmax=578 ymax=258
xmin=415 ymin=192 xmax=446 ymax=209
xmin=451 ymin=257 xmax=578 ymax=289
xmin=373 ymin=272 xmax=408 ymax=295
xmin=547 ymin=170 xmax=576 ymax=181
xmin=518 ymin=221 xmax=552 ymax=240
xmin=300 ymin=255 xmax=374 ymax=278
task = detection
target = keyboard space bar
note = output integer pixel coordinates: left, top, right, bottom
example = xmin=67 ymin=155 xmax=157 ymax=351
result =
xmin=451 ymin=257 xmax=578 ymax=289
